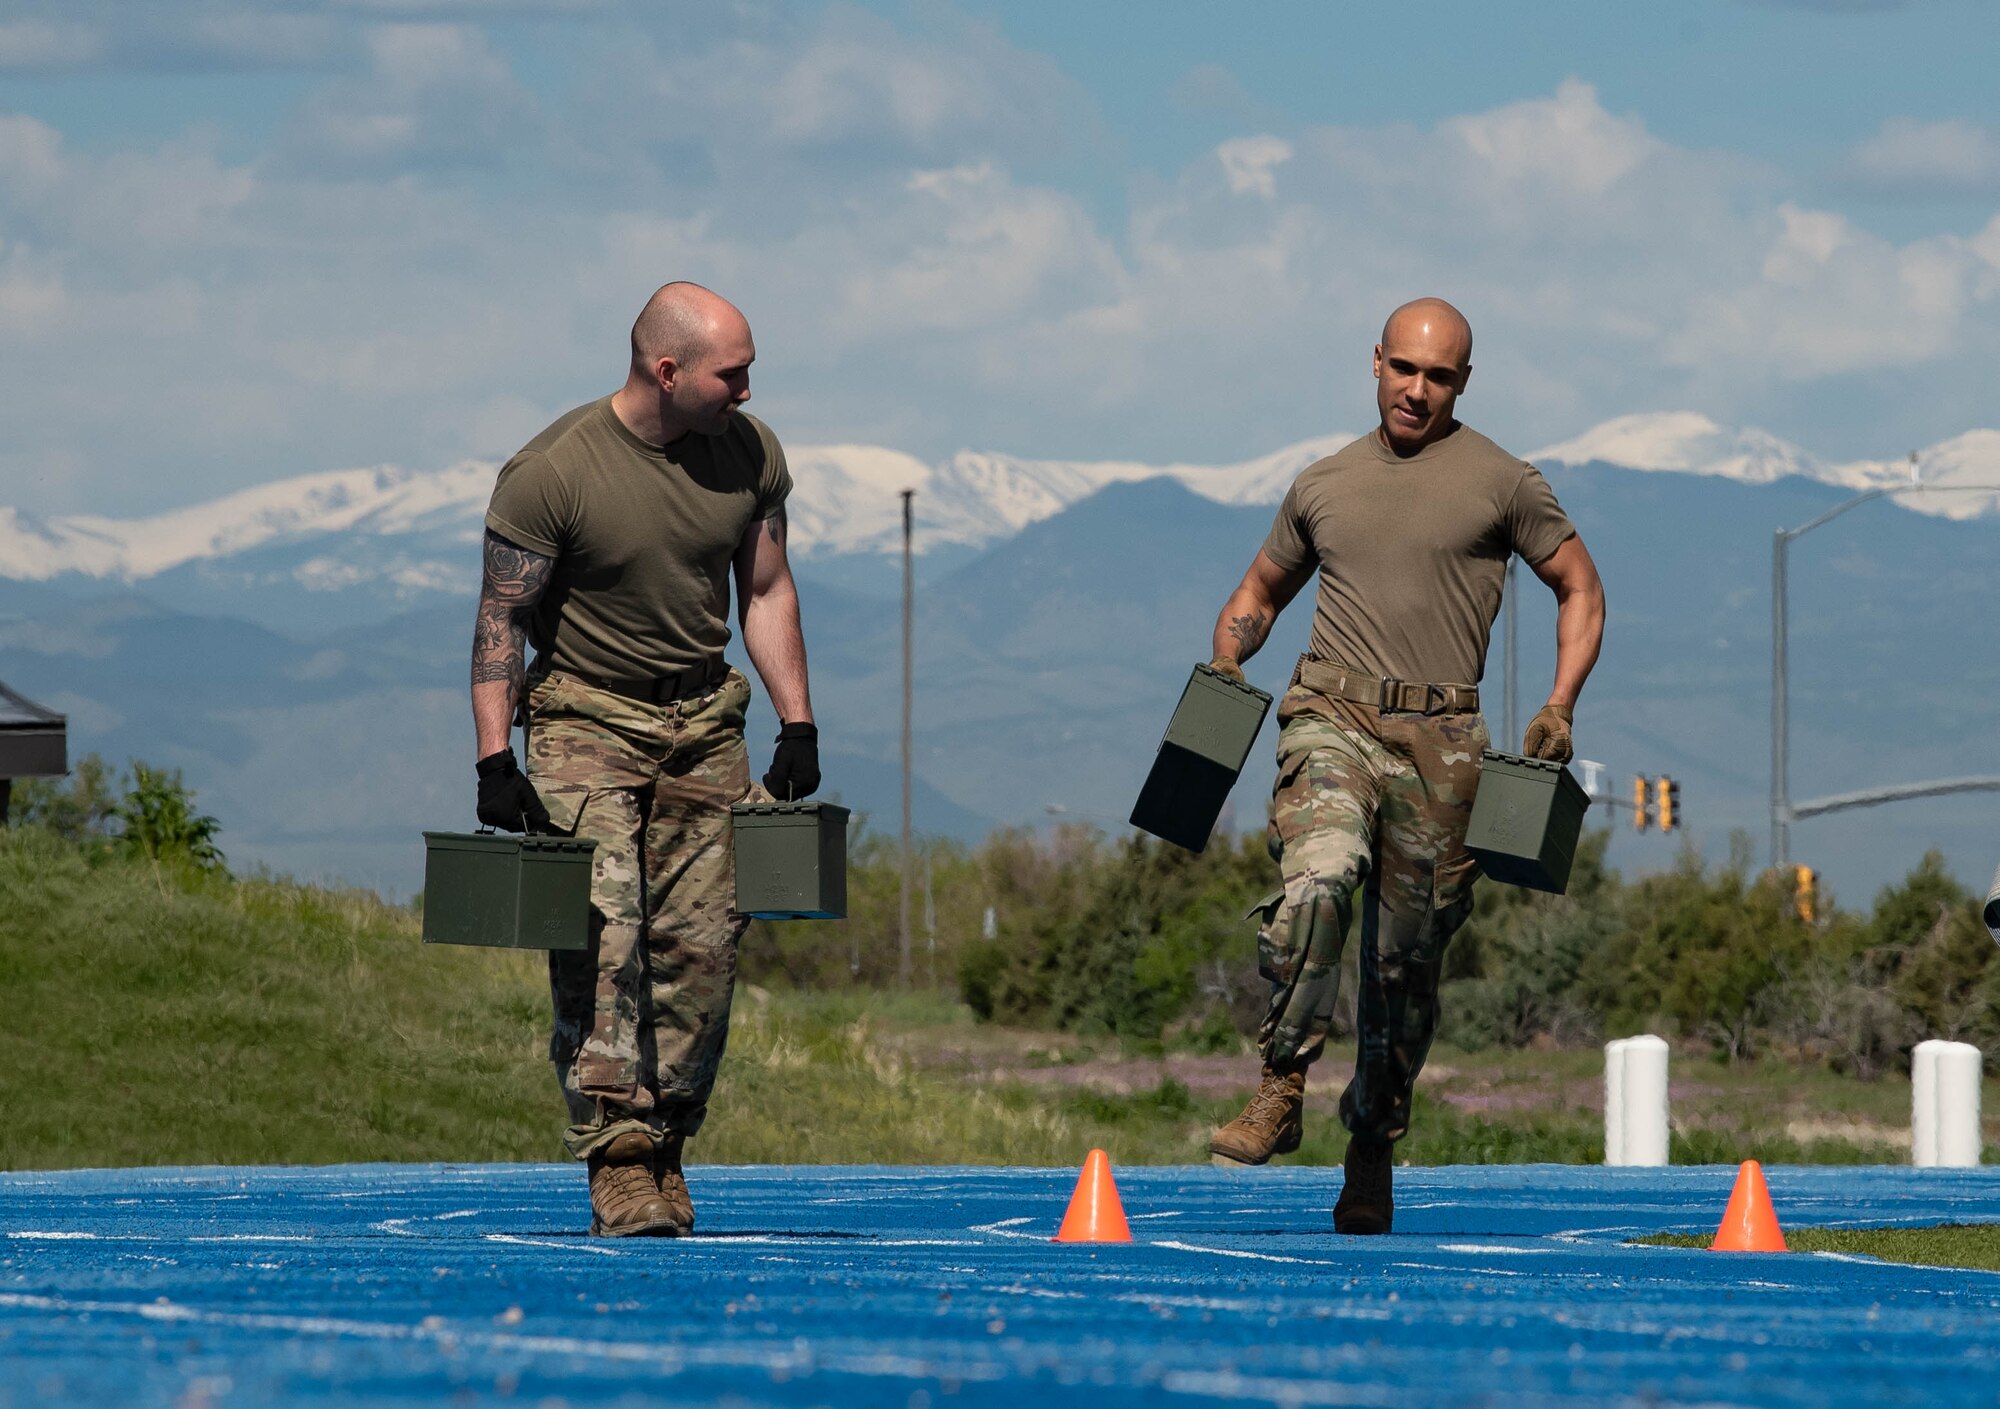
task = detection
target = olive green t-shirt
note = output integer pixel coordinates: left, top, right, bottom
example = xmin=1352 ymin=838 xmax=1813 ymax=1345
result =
xmin=484 ymin=398 xmax=792 ymax=680
xmin=1261 ymin=424 xmax=1574 ymax=685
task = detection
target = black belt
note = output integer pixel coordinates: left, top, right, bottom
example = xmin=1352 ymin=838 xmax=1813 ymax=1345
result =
xmin=551 ymin=662 xmax=725 ymax=706
xmin=1294 ymin=655 xmax=1480 ymax=716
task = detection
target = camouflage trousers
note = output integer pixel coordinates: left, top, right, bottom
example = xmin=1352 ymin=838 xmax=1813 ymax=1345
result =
xmin=525 ymin=666 xmax=754 ymax=1159
xmin=1257 ymin=682 xmax=1487 ymax=1142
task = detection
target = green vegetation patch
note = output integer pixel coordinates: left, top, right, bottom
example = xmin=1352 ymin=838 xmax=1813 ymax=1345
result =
xmin=1636 ymin=1224 xmax=2000 ymax=1272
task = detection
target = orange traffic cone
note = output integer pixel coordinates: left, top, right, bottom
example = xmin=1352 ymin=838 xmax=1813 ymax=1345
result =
xmin=1709 ymin=1160 xmax=1787 ymax=1252
xmin=1053 ymin=1148 xmax=1132 ymax=1243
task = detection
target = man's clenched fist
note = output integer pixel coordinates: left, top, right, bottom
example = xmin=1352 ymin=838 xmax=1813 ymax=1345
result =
xmin=1206 ymin=656 xmax=1246 ymax=684
xmin=476 ymin=748 xmax=551 ymax=833
xmin=1521 ymin=704 xmax=1574 ymax=765
xmin=763 ymin=722 xmax=821 ymax=801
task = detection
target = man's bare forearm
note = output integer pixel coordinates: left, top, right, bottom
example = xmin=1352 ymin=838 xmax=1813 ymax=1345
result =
xmin=1546 ymin=589 xmax=1603 ymax=711
xmin=471 ymin=531 xmax=552 ymax=758
xmin=741 ymin=577 xmax=813 ymax=724
xmin=1211 ymin=589 xmax=1275 ymax=666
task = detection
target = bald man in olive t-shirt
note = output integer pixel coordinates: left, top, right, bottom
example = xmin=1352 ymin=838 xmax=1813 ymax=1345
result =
xmin=470 ymin=283 xmax=820 ymax=1239
xmin=1204 ymin=299 xmax=1605 ymax=1234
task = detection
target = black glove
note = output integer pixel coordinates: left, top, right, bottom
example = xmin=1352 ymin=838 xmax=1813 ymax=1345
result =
xmin=762 ymin=722 xmax=820 ymax=801
xmin=476 ymin=748 xmax=551 ymax=833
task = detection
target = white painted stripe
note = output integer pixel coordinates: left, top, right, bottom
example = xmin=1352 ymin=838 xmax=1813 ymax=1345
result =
xmin=1153 ymin=1240 xmax=1332 ymax=1265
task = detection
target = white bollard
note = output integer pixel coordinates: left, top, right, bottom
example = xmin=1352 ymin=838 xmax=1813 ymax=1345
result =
xmin=1603 ymin=1034 xmax=1670 ymax=1166
xmin=1912 ymin=1040 xmax=1941 ymax=1166
xmin=1913 ymin=1039 xmax=1984 ymax=1168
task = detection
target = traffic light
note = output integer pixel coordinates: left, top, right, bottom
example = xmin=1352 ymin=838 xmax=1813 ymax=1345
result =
xmin=1793 ymin=863 xmax=1817 ymax=924
xmin=1656 ymin=776 xmax=1679 ymax=832
xmin=1632 ymin=775 xmax=1650 ymax=831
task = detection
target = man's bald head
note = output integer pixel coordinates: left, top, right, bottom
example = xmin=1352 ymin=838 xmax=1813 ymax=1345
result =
xmin=1381 ymin=298 xmax=1473 ymax=370
xmin=614 ymin=282 xmax=758 ymax=442
xmin=1373 ymin=298 xmax=1475 ymax=455
xmin=629 ymin=282 xmax=749 ymax=377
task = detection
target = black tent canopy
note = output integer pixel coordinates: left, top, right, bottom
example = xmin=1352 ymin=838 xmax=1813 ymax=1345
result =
xmin=0 ymin=680 xmax=67 ymax=823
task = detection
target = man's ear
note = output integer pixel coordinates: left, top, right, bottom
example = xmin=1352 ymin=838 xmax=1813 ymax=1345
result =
xmin=1371 ymin=343 xmax=1384 ymax=380
xmin=1458 ymin=362 xmax=1472 ymax=395
xmin=654 ymin=356 xmax=680 ymax=392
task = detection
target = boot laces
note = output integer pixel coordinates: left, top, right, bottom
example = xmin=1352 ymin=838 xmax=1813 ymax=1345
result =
xmin=597 ymin=1159 xmax=657 ymax=1207
xmin=1245 ymin=1075 xmax=1297 ymax=1126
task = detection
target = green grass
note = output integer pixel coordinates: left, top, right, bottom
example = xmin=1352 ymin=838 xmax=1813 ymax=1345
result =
xmin=3 ymin=824 xmax=1995 ymax=1171
xmin=1637 ymin=1225 xmax=2000 ymax=1272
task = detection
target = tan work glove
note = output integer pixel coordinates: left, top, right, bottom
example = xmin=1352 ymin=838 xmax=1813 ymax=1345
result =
xmin=1522 ymin=703 xmax=1574 ymax=764
xmin=1207 ymin=656 xmax=1246 ymax=683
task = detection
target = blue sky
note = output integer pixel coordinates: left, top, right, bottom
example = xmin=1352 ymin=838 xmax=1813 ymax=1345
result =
xmin=3 ymin=0 xmax=1997 ymax=515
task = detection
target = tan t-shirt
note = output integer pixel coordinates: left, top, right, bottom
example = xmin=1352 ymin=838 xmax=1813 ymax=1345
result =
xmin=485 ymin=398 xmax=792 ymax=680
xmin=1261 ymin=424 xmax=1574 ymax=685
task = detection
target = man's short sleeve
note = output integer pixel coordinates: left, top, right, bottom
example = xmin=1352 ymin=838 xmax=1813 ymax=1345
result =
xmin=748 ymin=416 xmax=792 ymax=521
xmin=1507 ymin=465 xmax=1576 ymax=567
xmin=1260 ymin=479 xmax=1314 ymax=573
xmin=484 ymin=449 xmax=569 ymax=558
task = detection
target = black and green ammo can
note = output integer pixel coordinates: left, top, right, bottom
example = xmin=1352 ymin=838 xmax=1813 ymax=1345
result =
xmin=731 ymin=801 xmax=851 ymax=920
xmin=420 ymin=831 xmax=598 ymax=951
xmin=1129 ymin=663 xmax=1273 ymax=854
xmin=1462 ymin=750 xmax=1592 ymax=895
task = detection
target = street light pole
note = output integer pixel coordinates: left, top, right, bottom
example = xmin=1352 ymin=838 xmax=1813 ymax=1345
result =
xmin=1770 ymin=472 xmax=2000 ymax=869
xmin=899 ymin=488 xmax=915 ymax=989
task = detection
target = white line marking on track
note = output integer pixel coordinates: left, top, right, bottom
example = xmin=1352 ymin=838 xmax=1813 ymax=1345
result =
xmin=6 ymin=1232 xmax=96 ymax=1240
xmin=969 ymin=1217 xmax=1044 ymax=1242
xmin=1159 ymin=1370 xmax=1399 ymax=1405
xmin=1153 ymin=1240 xmax=1333 ymax=1265
xmin=1127 ymin=1211 xmax=1184 ymax=1220
xmin=483 ymin=1235 xmax=624 ymax=1257
xmin=1391 ymin=1262 xmax=1534 ymax=1278
xmin=0 ymin=1292 xmax=1006 ymax=1382
xmin=1436 ymin=1243 xmax=1553 ymax=1255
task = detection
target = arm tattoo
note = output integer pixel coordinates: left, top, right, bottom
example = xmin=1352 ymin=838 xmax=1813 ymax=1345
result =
xmin=763 ymin=506 xmax=786 ymax=544
xmin=1226 ymin=611 xmax=1270 ymax=654
xmin=471 ymin=531 xmax=553 ymax=691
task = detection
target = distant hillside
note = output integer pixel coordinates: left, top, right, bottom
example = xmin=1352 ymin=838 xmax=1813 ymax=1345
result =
xmin=2 ymin=454 xmax=1995 ymax=903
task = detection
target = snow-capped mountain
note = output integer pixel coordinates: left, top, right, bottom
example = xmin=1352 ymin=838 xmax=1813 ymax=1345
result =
xmin=1532 ymin=413 xmax=2000 ymax=520
xmin=2 ymin=414 xmax=1996 ymax=590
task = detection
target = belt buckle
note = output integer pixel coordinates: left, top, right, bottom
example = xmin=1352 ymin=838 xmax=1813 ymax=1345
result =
xmin=1421 ymin=683 xmax=1448 ymax=717
xmin=1377 ymin=675 xmax=1405 ymax=713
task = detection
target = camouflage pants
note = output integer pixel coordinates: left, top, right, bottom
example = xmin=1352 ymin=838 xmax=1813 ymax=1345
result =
xmin=1257 ymin=684 xmax=1486 ymax=1142
xmin=525 ymin=666 xmax=754 ymax=1159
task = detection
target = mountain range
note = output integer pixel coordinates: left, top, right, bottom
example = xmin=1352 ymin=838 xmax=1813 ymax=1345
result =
xmin=2 ymin=411 xmax=1996 ymax=905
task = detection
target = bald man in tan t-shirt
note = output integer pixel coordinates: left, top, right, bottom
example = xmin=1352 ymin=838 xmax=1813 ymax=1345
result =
xmin=1205 ymin=299 xmax=1605 ymax=1233
xmin=471 ymin=282 xmax=820 ymax=1238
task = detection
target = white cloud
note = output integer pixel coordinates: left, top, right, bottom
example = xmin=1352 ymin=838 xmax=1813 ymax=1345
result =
xmin=1846 ymin=116 xmax=2000 ymax=196
xmin=1216 ymin=136 xmax=1293 ymax=198
xmin=1 ymin=12 xmax=1997 ymax=520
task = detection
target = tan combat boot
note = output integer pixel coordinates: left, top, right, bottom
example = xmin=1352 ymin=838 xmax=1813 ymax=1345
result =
xmin=1209 ymin=1063 xmax=1307 ymax=1166
xmin=652 ymin=1134 xmax=695 ymax=1234
xmin=587 ymin=1132 xmax=682 ymax=1237
xmin=1332 ymin=1134 xmax=1394 ymax=1235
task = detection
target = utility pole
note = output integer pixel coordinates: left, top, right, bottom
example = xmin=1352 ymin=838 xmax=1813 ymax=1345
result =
xmin=1503 ymin=556 xmax=1519 ymax=749
xmin=1770 ymin=463 xmax=2000 ymax=868
xmin=898 ymin=488 xmax=915 ymax=988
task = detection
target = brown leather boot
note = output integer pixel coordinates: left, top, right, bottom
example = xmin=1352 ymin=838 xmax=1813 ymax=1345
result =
xmin=1332 ymin=1134 xmax=1394 ymax=1235
xmin=587 ymin=1132 xmax=682 ymax=1237
xmin=652 ymin=1134 xmax=695 ymax=1233
xmin=1209 ymin=1063 xmax=1307 ymax=1166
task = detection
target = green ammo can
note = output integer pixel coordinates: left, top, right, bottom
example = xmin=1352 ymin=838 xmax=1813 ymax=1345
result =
xmin=420 ymin=831 xmax=597 ymax=951
xmin=731 ymin=801 xmax=851 ymax=920
xmin=1462 ymin=751 xmax=1592 ymax=895
xmin=1129 ymin=663 xmax=1273 ymax=854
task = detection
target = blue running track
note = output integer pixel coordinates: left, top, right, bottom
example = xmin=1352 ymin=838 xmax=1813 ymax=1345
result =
xmin=2 ymin=1162 xmax=1997 ymax=1407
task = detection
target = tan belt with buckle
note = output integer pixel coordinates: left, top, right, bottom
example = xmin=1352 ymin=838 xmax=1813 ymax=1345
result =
xmin=1293 ymin=655 xmax=1480 ymax=716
